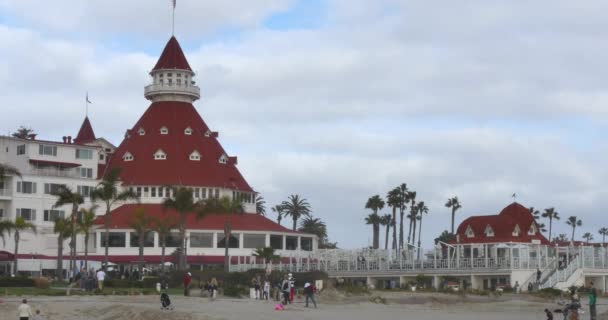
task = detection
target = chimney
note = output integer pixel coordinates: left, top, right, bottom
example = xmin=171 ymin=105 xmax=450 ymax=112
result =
xmin=62 ymin=136 xmax=67 ymax=143
xmin=67 ymin=136 xmax=72 ymax=144
xmin=28 ymin=134 xmax=36 ymax=140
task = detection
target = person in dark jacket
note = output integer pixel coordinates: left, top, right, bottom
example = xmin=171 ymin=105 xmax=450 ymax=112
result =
xmin=304 ymin=282 xmax=317 ymax=308
xmin=183 ymin=272 xmax=192 ymax=296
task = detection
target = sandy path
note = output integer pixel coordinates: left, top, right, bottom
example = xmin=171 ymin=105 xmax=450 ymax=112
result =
xmin=0 ymin=294 xmax=605 ymax=320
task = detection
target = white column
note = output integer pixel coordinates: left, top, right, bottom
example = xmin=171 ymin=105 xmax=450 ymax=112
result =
xmin=265 ymin=234 xmax=270 ymax=247
xmin=485 ymin=244 xmax=488 ymax=268
xmin=212 ymin=233 xmax=218 ymax=249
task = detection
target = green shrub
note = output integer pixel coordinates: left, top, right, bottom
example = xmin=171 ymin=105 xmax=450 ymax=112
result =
xmin=0 ymin=277 xmax=35 ymax=287
xmin=141 ymin=276 xmax=160 ymax=288
xmin=536 ymin=288 xmax=563 ymax=299
xmin=223 ymin=285 xmax=246 ymax=297
xmin=103 ymin=279 xmax=142 ymax=288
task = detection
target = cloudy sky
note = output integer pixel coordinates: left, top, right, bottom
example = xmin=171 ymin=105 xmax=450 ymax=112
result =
xmin=1 ymin=0 xmax=607 ymax=249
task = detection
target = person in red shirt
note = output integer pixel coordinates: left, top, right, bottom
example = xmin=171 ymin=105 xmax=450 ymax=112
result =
xmin=183 ymin=272 xmax=192 ymax=296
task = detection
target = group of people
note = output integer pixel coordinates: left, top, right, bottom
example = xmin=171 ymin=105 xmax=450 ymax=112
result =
xmin=280 ymin=273 xmax=317 ymax=308
xmin=17 ymin=299 xmax=44 ymax=320
xmin=181 ymin=272 xmax=219 ymax=299
xmin=543 ymin=282 xmax=598 ymax=320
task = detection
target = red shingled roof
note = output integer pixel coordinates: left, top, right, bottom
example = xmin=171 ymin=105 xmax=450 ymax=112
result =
xmin=152 ymin=36 xmax=192 ymax=71
xmin=454 ymin=202 xmax=550 ymax=245
xmin=105 ymin=101 xmax=252 ymax=191
xmin=74 ymin=116 xmax=96 ymax=144
xmin=93 ymin=204 xmax=301 ymax=234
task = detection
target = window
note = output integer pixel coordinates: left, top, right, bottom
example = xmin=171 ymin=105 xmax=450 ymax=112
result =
xmin=17 ymin=144 xmax=26 ymax=155
xmin=168 ymin=79 xmax=173 ymax=85
xmin=270 ymin=235 xmax=283 ymax=250
xmin=215 ymin=189 xmax=220 ymax=199
xmin=38 ymin=144 xmax=57 ymax=156
xmin=219 ymin=154 xmax=228 ymax=164
xmin=99 ymin=154 xmax=105 ymax=161
xmin=77 ymin=185 xmax=93 ymax=197
xmin=75 ymin=149 xmax=93 ymax=159
xmin=16 ymin=208 xmax=36 ymax=221
xmin=217 ymin=233 xmax=240 ymax=248
xmin=17 ymin=181 xmax=37 ymax=194
xmin=138 ymin=128 xmax=145 ymax=135
xmin=528 ymin=224 xmax=537 ymax=236
xmin=151 ymin=187 xmax=156 ymax=197
xmin=512 ymin=225 xmax=521 ymax=237
xmin=204 ymin=130 xmax=211 ymax=138
xmin=164 ymin=232 xmax=181 ymax=247
xmin=167 ymin=73 xmax=173 ymax=77
xmin=177 ymin=73 xmax=182 ymax=77
xmin=159 ymin=73 xmax=164 ymax=77
xmin=189 ymin=151 xmax=201 ymax=161
xmin=123 ymin=152 xmax=134 ymax=162
xmin=177 ymin=79 xmax=182 ymax=85
xmin=184 ymin=127 xmax=193 ymax=135
xmin=0 ymin=208 xmax=3 ymax=219
xmin=143 ymin=187 xmax=149 ymax=197
xmin=158 ymin=187 xmax=164 ymax=198
xmin=465 ymin=225 xmax=475 ymax=238
xmin=43 ymin=209 xmax=65 ymax=222
xmin=285 ymin=236 xmax=298 ymax=250
xmin=301 ymin=237 xmax=313 ymax=251
xmin=101 ymin=232 xmax=126 ymax=247
xmin=154 ymin=149 xmax=166 ymax=160
xmin=484 ymin=225 xmax=494 ymax=237
xmin=194 ymin=188 xmax=200 ymax=198
xmin=190 ymin=232 xmax=214 ymax=248
xmin=136 ymin=187 xmax=142 ymax=197
xmin=130 ymin=231 xmax=155 ymax=247
xmin=44 ymin=183 xmax=65 ymax=195
xmin=160 ymin=126 xmax=169 ymax=135
xmin=80 ymin=167 xmax=93 ymax=178
xmin=243 ymin=234 xmax=266 ymax=249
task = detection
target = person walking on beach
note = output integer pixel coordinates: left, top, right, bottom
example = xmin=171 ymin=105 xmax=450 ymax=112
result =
xmin=304 ymin=282 xmax=317 ymax=308
xmin=18 ymin=299 xmax=34 ymax=320
xmin=288 ymin=273 xmax=295 ymax=303
xmin=588 ymin=282 xmax=597 ymax=320
xmin=96 ymin=267 xmax=106 ymax=291
xmin=536 ymin=268 xmax=542 ymax=284
xmin=32 ymin=309 xmax=45 ymax=320
xmin=281 ymin=275 xmax=290 ymax=305
xmin=263 ymin=279 xmax=270 ymax=300
xmin=210 ymin=277 xmax=218 ymax=300
xmin=183 ymin=272 xmax=192 ymax=296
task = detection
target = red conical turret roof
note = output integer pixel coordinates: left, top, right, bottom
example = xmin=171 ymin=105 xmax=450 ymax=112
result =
xmin=152 ymin=36 xmax=192 ymax=71
xmin=106 ymin=101 xmax=252 ymax=191
xmin=74 ymin=116 xmax=96 ymax=144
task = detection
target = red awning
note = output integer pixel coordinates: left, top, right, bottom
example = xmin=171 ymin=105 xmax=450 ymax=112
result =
xmin=29 ymin=159 xmax=82 ymax=168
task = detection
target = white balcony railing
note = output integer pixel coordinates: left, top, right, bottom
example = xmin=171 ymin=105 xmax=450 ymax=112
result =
xmin=144 ymin=83 xmax=201 ymax=99
xmin=0 ymin=188 xmax=11 ymax=197
xmin=33 ymin=167 xmax=81 ymax=179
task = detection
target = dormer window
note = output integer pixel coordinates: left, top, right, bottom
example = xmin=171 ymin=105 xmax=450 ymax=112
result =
xmin=528 ymin=224 xmax=537 ymax=236
xmin=154 ymin=149 xmax=167 ymax=160
xmin=138 ymin=128 xmax=145 ymax=136
xmin=465 ymin=225 xmax=475 ymax=238
xmin=160 ymin=126 xmax=168 ymax=135
xmin=512 ymin=225 xmax=521 ymax=237
xmin=184 ymin=127 xmax=193 ymax=135
xmin=123 ymin=152 xmax=134 ymax=162
xmin=484 ymin=225 xmax=495 ymax=237
xmin=204 ymin=130 xmax=211 ymax=138
xmin=219 ymin=154 xmax=228 ymax=164
xmin=189 ymin=150 xmax=201 ymax=161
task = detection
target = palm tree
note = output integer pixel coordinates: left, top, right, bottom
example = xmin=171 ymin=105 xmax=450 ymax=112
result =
xmin=408 ymin=191 xmax=418 ymax=246
xmin=0 ymin=163 xmax=21 ymax=182
xmin=11 ymin=126 xmax=35 ymax=139
xmin=53 ymin=217 xmax=71 ymax=280
xmin=255 ymin=195 xmax=266 ymax=215
xmin=416 ymin=201 xmax=429 ymax=258
xmin=364 ymin=214 xmax=381 ymax=249
xmin=365 ymin=195 xmax=385 ymax=249
xmin=299 ymin=216 xmax=328 ymax=240
xmin=397 ymin=184 xmax=409 ymax=249
xmin=253 ymin=247 xmax=280 ymax=264
xmin=203 ymin=196 xmax=244 ymax=272
xmin=554 ymin=233 xmax=569 ymax=243
xmin=566 ymin=216 xmax=582 ymax=243
xmin=90 ymin=168 xmax=139 ymax=267
xmin=52 ymin=186 xmax=84 ymax=274
xmin=541 ymin=208 xmax=560 ymax=242
xmin=380 ymin=214 xmax=392 ymax=250
xmin=162 ymin=186 xmax=206 ymax=270
xmin=154 ymin=216 xmax=177 ymax=271
xmin=129 ymin=207 xmax=153 ymax=271
xmin=0 ymin=220 xmax=15 ymax=246
xmin=77 ymin=206 xmax=97 ymax=270
xmin=281 ymin=195 xmax=312 ymax=231
xmin=445 ymin=196 xmax=462 ymax=234
xmin=386 ymin=188 xmax=401 ymax=250
xmin=582 ymin=232 xmax=594 ymax=244
xmin=271 ymin=205 xmax=284 ymax=225
xmin=11 ymin=216 xmax=36 ymax=274
xmin=599 ymin=227 xmax=608 ymax=246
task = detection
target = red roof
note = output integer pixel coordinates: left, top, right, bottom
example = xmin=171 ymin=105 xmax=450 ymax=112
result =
xmin=152 ymin=36 xmax=192 ymax=71
xmin=93 ymin=204 xmax=301 ymax=234
xmin=105 ymin=101 xmax=252 ymax=191
xmin=74 ymin=116 xmax=96 ymax=144
xmin=454 ymin=202 xmax=550 ymax=245
xmin=29 ymin=159 xmax=81 ymax=168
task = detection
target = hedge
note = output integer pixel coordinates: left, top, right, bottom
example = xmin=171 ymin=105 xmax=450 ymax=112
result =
xmin=0 ymin=277 xmax=36 ymax=287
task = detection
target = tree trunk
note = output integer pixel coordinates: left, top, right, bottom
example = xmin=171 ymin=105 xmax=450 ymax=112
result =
xmin=548 ymin=218 xmax=553 ymax=242
xmin=451 ymin=209 xmax=455 ymax=234
xmin=70 ymin=204 xmax=77 ymax=277
xmin=412 ymin=217 xmax=417 ymax=249
xmin=391 ymin=207 xmax=397 ymax=250
xmin=384 ymin=225 xmax=390 ymax=250
xmin=139 ymin=231 xmax=145 ymax=272
xmin=571 ymin=226 xmax=575 ymax=243
xmin=399 ymin=208 xmax=404 ymax=250
xmin=84 ymin=233 xmax=89 ymax=270
xmin=224 ymin=231 xmax=230 ymax=272
xmin=417 ymin=216 xmax=423 ymax=260
xmin=103 ymin=211 xmax=110 ymax=267
xmin=160 ymin=237 xmax=166 ymax=272
xmin=292 ymin=216 xmax=297 ymax=231
xmin=13 ymin=231 xmax=19 ymax=275
xmin=407 ymin=218 xmax=413 ymax=245
xmin=373 ymin=223 xmax=379 ymax=249
xmin=179 ymin=220 xmax=186 ymax=271
xmin=56 ymin=236 xmax=64 ymax=280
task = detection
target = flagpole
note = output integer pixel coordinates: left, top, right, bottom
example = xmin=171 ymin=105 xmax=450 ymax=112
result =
xmin=85 ymin=92 xmax=88 ymax=117
xmin=172 ymin=4 xmax=175 ymax=36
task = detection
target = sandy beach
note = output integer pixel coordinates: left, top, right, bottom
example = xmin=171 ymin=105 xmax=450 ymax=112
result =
xmin=0 ymin=292 xmax=605 ymax=320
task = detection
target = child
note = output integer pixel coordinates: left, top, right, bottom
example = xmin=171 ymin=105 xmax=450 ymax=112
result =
xmin=33 ymin=309 xmax=46 ymax=320
xmin=263 ymin=280 xmax=270 ymax=300
xmin=543 ymin=309 xmax=553 ymax=320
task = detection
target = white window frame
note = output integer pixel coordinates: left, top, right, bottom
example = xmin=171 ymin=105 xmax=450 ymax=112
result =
xmin=17 ymin=181 xmax=37 ymax=194
xmin=43 ymin=209 xmax=65 ymax=222
xmin=184 ymin=127 xmax=193 ymax=135
xmin=138 ymin=128 xmax=145 ymax=136
xmin=16 ymin=208 xmax=36 ymax=221
xmin=484 ymin=225 xmax=494 ymax=237
xmin=465 ymin=225 xmax=475 ymax=238
xmin=189 ymin=150 xmax=201 ymax=161
xmin=512 ymin=224 xmax=521 ymax=237
xmin=154 ymin=149 xmax=167 ymax=160
xmin=204 ymin=130 xmax=211 ymax=138
xmin=80 ymin=167 xmax=93 ymax=178
xmin=123 ymin=152 xmax=134 ymax=162
xmin=528 ymin=224 xmax=537 ymax=236
xmin=75 ymin=148 xmax=93 ymax=159
xmin=219 ymin=154 xmax=228 ymax=164
xmin=160 ymin=126 xmax=169 ymax=135
xmin=38 ymin=144 xmax=57 ymax=156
